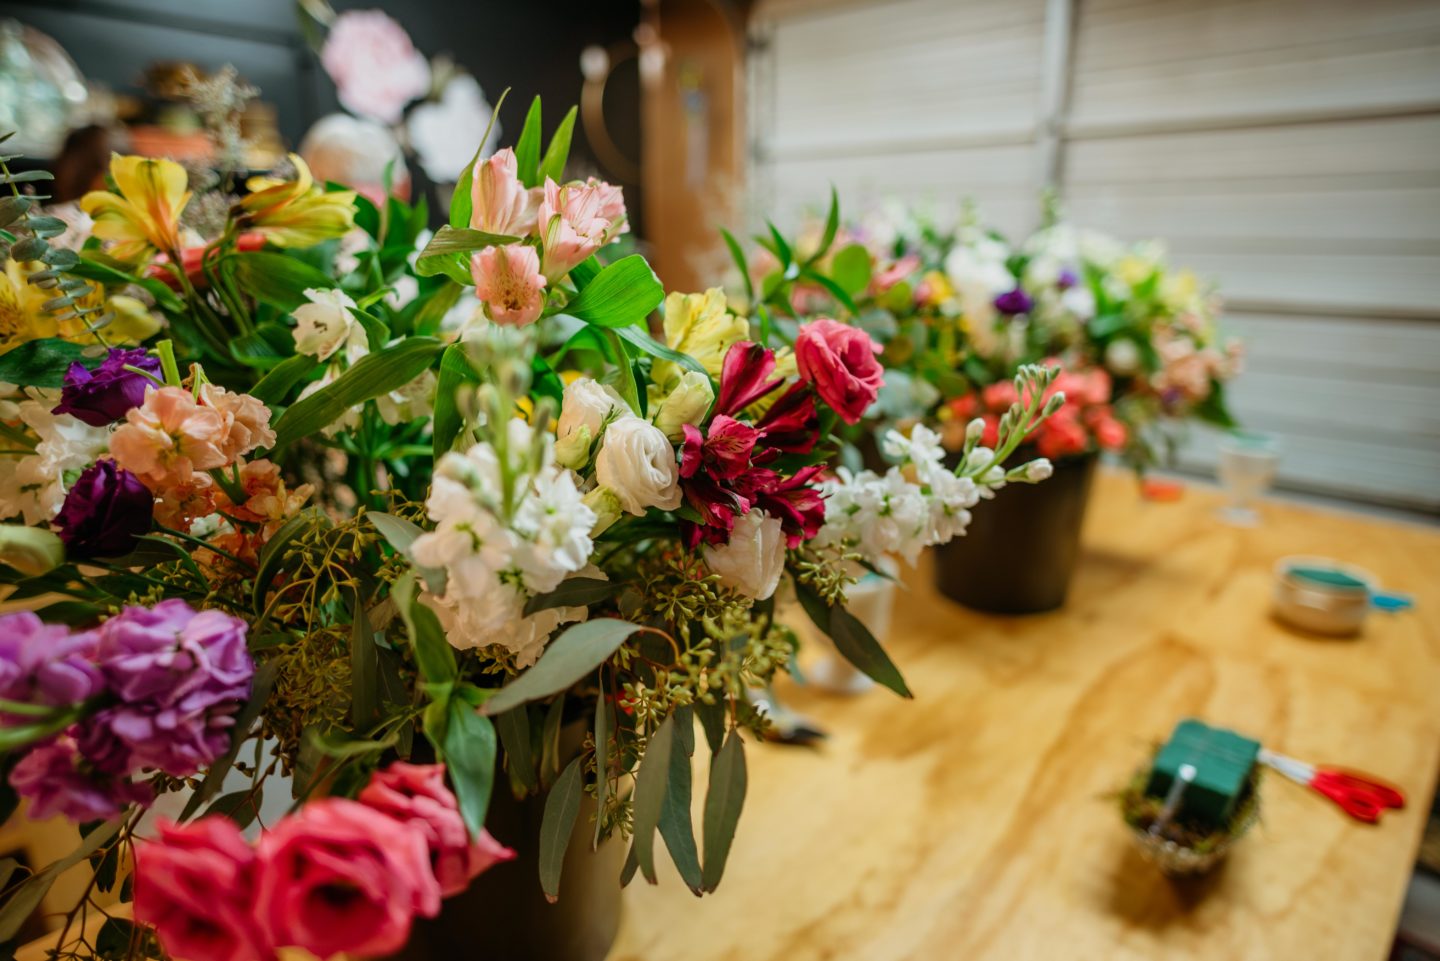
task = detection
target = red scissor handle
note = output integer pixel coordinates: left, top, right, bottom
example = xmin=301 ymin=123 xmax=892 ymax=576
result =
xmin=1310 ymin=769 xmax=1406 ymax=823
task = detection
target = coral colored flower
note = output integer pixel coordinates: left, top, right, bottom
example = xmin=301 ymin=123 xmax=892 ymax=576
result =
xmin=237 ymin=155 xmax=357 ymax=248
xmin=215 ymin=459 xmax=313 ymax=538
xmin=471 ymin=243 xmax=547 ymax=327
xmin=79 ymin=154 xmax=190 ymax=262
xmin=109 ymin=386 xmax=229 ymax=488
xmin=320 ymin=9 xmax=431 ymax=124
xmin=52 ymin=348 xmax=161 ymax=427
xmin=134 ymin=818 xmax=271 ymax=961
xmin=199 ymin=384 xmax=276 ymax=462
xmin=470 ymin=148 xmax=540 ymax=237
xmin=358 ymin=762 xmax=515 ymax=896
xmin=53 ymin=460 xmax=154 ymax=559
xmin=794 ymin=318 xmax=883 ymax=425
xmin=537 ymin=177 xmax=627 ymax=280
xmin=256 ymin=798 xmax=440 ymax=959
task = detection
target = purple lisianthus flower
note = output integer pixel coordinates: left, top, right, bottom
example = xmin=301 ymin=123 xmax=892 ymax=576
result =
xmin=54 ymin=461 xmax=154 ymax=559
xmin=1057 ymin=267 xmax=1079 ymax=290
xmin=83 ymin=600 xmax=254 ymax=777
xmin=993 ymin=288 xmax=1034 ymax=315
xmin=51 ymin=348 xmax=160 ymax=427
xmin=9 ymin=735 xmax=153 ymax=821
xmin=0 ymin=611 xmax=102 ymax=709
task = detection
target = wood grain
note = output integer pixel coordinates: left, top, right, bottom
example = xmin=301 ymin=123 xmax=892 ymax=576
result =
xmin=608 ymin=471 xmax=1440 ymax=961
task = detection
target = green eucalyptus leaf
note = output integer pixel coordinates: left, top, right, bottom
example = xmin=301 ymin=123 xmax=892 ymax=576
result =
xmin=442 ymin=698 xmax=497 ymax=837
xmin=632 ymin=715 xmax=675 ymax=883
xmin=496 ymin=705 xmax=537 ymax=796
xmin=796 ymin=583 xmax=911 ymax=697
xmin=0 ymin=821 xmax=119 ymax=941
xmin=700 ymin=729 xmax=747 ymax=892
xmin=349 ymin=585 xmax=380 ymax=728
xmin=538 ymin=755 xmax=583 ymax=902
xmin=522 ymin=577 xmax=616 ymax=616
xmin=393 ymin=571 xmax=458 ymax=686
xmin=658 ymin=720 xmax=702 ymax=893
xmin=483 ymin=619 xmax=646 ymax=716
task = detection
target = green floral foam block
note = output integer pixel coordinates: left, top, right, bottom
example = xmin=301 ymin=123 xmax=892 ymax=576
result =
xmin=1145 ymin=719 xmax=1259 ymax=828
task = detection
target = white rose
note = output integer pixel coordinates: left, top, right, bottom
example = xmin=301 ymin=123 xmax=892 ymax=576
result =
xmin=649 ymin=369 xmax=714 ymax=441
xmin=593 ymin=415 xmax=682 ymax=515
xmin=292 ymin=287 xmax=362 ymax=361
xmin=555 ymin=378 xmax=626 ymax=470
xmin=703 ymin=509 xmax=786 ymax=600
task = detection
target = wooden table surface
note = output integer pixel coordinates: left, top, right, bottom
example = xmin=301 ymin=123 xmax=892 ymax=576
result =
xmin=609 ymin=471 xmax=1440 ymax=961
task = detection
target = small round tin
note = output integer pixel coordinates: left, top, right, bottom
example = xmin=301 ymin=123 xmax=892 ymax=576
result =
xmin=1272 ymin=555 xmax=1375 ymax=637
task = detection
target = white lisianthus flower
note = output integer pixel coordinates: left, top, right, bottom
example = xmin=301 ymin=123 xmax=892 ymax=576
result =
xmin=593 ymin=415 xmax=681 ymax=516
xmin=292 ymin=287 xmax=364 ymax=361
xmin=649 ymin=369 xmax=713 ymax=441
xmin=703 ymin=509 xmax=786 ymax=600
xmin=555 ymin=377 xmax=626 ymax=470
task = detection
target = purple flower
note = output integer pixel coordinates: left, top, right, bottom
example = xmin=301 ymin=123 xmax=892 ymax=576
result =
xmin=52 ymin=348 xmax=160 ymax=427
xmin=0 ymin=612 xmax=102 ymax=708
xmin=1057 ymin=268 xmax=1079 ymax=290
xmin=53 ymin=461 xmax=154 ymax=559
xmin=83 ymin=600 xmax=254 ymax=777
xmin=993 ymin=288 xmax=1034 ymax=316
xmin=9 ymin=735 xmax=153 ymax=821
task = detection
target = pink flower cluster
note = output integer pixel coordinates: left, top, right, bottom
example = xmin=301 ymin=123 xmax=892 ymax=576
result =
xmin=2 ymin=601 xmax=253 ymax=821
xmin=320 ymin=10 xmax=431 ymax=124
xmin=465 ymin=148 xmax=628 ymax=327
xmin=679 ymin=319 xmax=885 ymax=548
xmin=950 ymin=361 xmax=1127 ymax=461
xmin=135 ymin=763 xmax=515 ymax=961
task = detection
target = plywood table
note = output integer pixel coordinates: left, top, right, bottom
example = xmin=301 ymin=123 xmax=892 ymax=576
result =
xmin=609 ymin=472 xmax=1440 ymax=961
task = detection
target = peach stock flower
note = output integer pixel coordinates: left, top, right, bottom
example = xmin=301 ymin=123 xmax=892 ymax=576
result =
xmin=79 ymin=155 xmax=191 ymax=262
xmin=109 ymin=387 xmax=229 ymax=488
xmin=199 ymin=384 xmax=276 ymax=461
xmin=469 ymin=148 xmax=540 ymax=237
xmin=215 ymin=459 xmax=313 ymax=539
xmin=471 ymin=243 xmax=547 ymax=327
xmin=537 ymin=177 xmax=627 ymax=280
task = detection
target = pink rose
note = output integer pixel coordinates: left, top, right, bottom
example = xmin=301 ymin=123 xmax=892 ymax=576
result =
xmin=358 ymin=762 xmax=515 ymax=896
xmin=134 ymin=818 xmax=271 ymax=961
xmin=537 ymin=177 xmax=626 ymax=280
xmin=471 ymin=243 xmax=548 ymax=327
xmin=320 ymin=10 xmax=430 ymax=125
xmin=794 ymin=318 xmax=883 ymax=425
xmin=470 ymin=148 xmax=540 ymax=237
xmin=255 ymin=798 xmax=440 ymax=959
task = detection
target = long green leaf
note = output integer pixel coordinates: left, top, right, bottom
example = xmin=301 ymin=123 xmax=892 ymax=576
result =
xmin=538 ymin=106 xmax=578 ymax=185
xmin=522 ymin=577 xmax=616 ymax=616
xmin=659 ymin=716 xmax=702 ymax=893
xmin=612 ymin=324 xmax=712 ymax=386
xmin=0 ymin=338 xmax=102 ymax=387
xmin=482 ymin=619 xmax=646 ymax=716
xmin=442 ymin=698 xmax=497 ymax=837
xmin=538 ymin=756 xmax=584 ymax=902
xmin=514 ymin=96 xmax=544 ymax=188
xmin=223 ymin=252 xmax=334 ymax=311
xmin=68 ymin=255 xmax=183 ymax=313
xmin=718 ymin=227 xmax=754 ymax=306
xmin=565 ymin=255 xmax=664 ymax=328
xmin=450 ymin=88 xmax=509 ymax=228
xmin=269 ymin=338 xmax=443 ymax=449
xmin=632 ymin=715 xmax=675 ymax=883
xmin=593 ymin=687 xmax=611 ymax=849
xmin=495 ymin=704 xmax=537 ymax=796
xmin=393 ymin=571 xmax=458 ymax=686
xmin=796 ymin=583 xmax=911 ymax=698
xmin=0 ymin=822 xmax=119 ymax=940
xmin=249 ymin=353 xmax=318 ymax=406
xmin=349 ymin=585 xmax=380 ymax=729
xmin=417 ymin=225 xmax=520 ymax=259
xmin=700 ymin=729 xmax=747 ymax=892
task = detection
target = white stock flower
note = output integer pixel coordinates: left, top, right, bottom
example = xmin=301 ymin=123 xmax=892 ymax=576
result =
xmin=292 ymin=287 xmax=363 ymax=361
xmin=555 ymin=377 xmax=626 ymax=470
xmin=594 ymin=415 xmax=681 ymax=516
xmin=703 ymin=509 xmax=786 ymax=600
xmin=0 ymin=398 xmax=109 ymax=525
xmin=881 ymin=424 xmax=944 ymax=476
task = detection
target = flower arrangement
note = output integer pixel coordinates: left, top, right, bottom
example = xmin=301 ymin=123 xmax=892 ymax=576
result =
xmin=729 ymin=197 xmax=1242 ymax=470
xmin=0 ymin=100 xmax=1063 ymax=960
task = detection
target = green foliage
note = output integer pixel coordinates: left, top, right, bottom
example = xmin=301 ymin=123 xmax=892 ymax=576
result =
xmin=564 ymin=254 xmax=664 ymax=328
xmin=483 ymin=619 xmax=647 ymax=716
xmin=0 ymin=338 xmax=102 ymax=386
xmin=538 ymin=756 xmax=584 ymax=901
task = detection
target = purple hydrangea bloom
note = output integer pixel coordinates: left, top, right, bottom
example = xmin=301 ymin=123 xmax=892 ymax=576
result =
xmin=9 ymin=735 xmax=153 ymax=821
xmin=53 ymin=461 xmax=154 ymax=559
xmin=993 ymin=288 xmax=1034 ymax=316
xmin=51 ymin=348 xmax=160 ymax=427
xmin=0 ymin=611 xmax=103 ymax=708
xmin=84 ymin=600 xmax=253 ymax=777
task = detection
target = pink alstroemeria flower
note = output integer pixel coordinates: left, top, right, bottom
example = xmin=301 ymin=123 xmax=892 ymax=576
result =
xmin=470 ymin=148 xmax=540 ymax=237
xmin=471 ymin=243 xmax=548 ymax=327
xmin=537 ymin=178 xmax=627 ymax=280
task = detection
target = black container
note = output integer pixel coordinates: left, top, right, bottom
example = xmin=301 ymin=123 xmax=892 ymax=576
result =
xmin=932 ymin=452 xmax=1097 ymax=614
xmin=392 ymin=783 xmax=624 ymax=961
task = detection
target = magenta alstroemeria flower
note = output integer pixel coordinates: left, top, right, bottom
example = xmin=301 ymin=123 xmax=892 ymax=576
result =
xmin=753 ymin=382 xmax=819 ymax=459
xmin=714 ymin=341 xmax=783 ymax=416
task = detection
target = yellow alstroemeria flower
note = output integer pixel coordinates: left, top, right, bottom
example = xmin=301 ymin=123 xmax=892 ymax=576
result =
xmin=0 ymin=260 xmax=58 ymax=351
xmin=238 ymin=154 xmax=357 ymax=248
xmin=653 ymin=287 xmax=748 ymax=389
xmin=79 ymin=154 xmax=191 ymax=262
xmin=920 ymin=269 xmax=954 ymax=307
xmin=0 ymin=259 xmax=161 ymax=352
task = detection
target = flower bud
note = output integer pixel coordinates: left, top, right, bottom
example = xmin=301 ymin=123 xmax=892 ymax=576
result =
xmin=583 ymin=486 xmax=624 ymax=536
xmin=0 ymin=525 xmax=65 ymax=575
xmin=965 ymin=417 xmax=986 ymax=443
xmin=1043 ymin=391 xmax=1066 ymax=417
xmin=1015 ymin=458 xmax=1053 ymax=483
xmin=650 ymin=370 xmax=714 ymax=442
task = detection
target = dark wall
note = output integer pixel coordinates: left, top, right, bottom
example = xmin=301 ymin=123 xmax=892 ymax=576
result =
xmin=0 ymin=0 xmax=643 ymax=229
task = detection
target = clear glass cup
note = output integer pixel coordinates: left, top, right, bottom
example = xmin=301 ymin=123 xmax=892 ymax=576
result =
xmin=1216 ymin=432 xmax=1280 ymax=526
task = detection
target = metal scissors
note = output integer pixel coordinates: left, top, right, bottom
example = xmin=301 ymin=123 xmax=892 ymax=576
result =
xmin=1258 ymin=749 xmax=1405 ymax=823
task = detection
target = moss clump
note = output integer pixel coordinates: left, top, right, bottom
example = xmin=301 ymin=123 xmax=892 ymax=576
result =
xmin=1119 ymin=750 xmax=1262 ymax=854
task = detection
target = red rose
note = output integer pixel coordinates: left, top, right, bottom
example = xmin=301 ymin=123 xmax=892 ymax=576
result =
xmin=134 ymin=818 xmax=271 ymax=961
xmin=358 ymin=762 xmax=515 ymax=896
xmin=794 ymin=318 xmax=883 ymax=424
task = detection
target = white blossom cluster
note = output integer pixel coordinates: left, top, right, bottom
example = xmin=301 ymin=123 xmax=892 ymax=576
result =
xmin=0 ymin=386 xmax=109 ymax=525
xmin=409 ymin=418 xmax=598 ymax=666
